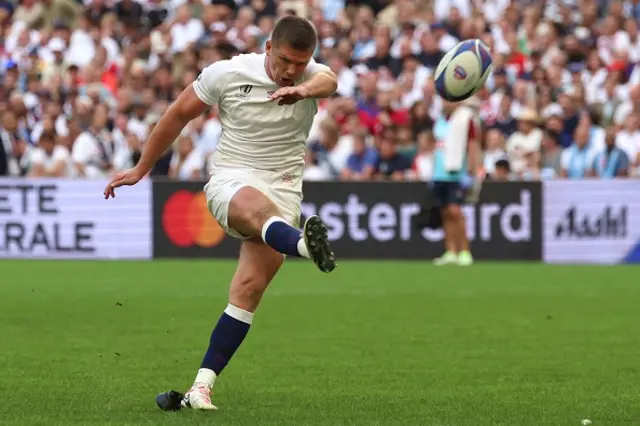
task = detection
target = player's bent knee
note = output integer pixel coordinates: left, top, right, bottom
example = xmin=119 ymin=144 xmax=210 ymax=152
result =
xmin=228 ymin=186 xmax=281 ymax=237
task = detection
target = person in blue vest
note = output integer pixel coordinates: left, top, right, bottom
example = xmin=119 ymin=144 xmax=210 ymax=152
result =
xmin=587 ymin=127 xmax=630 ymax=178
xmin=560 ymin=123 xmax=597 ymax=179
xmin=431 ymin=97 xmax=481 ymax=266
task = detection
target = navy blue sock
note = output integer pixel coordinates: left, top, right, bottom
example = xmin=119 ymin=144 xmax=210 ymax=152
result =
xmin=261 ymin=217 xmax=307 ymax=257
xmin=200 ymin=304 xmax=253 ymax=376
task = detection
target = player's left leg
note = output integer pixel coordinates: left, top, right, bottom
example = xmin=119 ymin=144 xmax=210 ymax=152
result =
xmin=433 ymin=182 xmax=459 ymax=265
xmin=156 ymin=238 xmax=283 ymax=411
xmin=446 ymin=203 xmax=473 ymax=266
xmin=456 ymin=211 xmax=472 ymax=265
xmin=228 ymin=186 xmax=336 ymax=273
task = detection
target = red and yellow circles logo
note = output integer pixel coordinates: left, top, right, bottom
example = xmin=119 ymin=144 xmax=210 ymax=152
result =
xmin=162 ymin=190 xmax=225 ymax=248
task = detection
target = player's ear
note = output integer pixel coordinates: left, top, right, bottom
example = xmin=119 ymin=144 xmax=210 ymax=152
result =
xmin=265 ymin=40 xmax=272 ymax=55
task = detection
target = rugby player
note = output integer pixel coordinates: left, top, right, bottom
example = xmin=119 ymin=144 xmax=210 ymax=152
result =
xmin=103 ymin=16 xmax=338 ymax=411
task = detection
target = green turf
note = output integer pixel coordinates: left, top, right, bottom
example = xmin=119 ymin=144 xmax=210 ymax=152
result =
xmin=1 ymin=260 xmax=640 ymax=425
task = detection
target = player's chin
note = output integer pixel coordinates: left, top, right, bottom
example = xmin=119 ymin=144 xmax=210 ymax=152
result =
xmin=278 ymin=78 xmax=294 ymax=87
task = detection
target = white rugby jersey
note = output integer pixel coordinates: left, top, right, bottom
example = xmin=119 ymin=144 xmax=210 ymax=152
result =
xmin=193 ymin=53 xmax=330 ymax=173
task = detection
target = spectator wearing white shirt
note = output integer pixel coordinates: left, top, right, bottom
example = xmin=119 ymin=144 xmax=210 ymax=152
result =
xmin=71 ymin=104 xmax=113 ymax=178
xmin=615 ymin=111 xmax=640 ymax=170
xmin=613 ymin=84 xmax=640 ymax=127
xmin=328 ymin=53 xmax=356 ymax=98
xmin=507 ymin=108 xmax=543 ymax=174
xmin=127 ymin=98 xmax=150 ymax=142
xmin=431 ymin=21 xmax=458 ymax=53
xmin=409 ymin=130 xmax=435 ymax=181
xmin=169 ymin=4 xmax=204 ymax=54
xmin=28 ymin=131 xmax=73 ymax=177
xmin=483 ymin=129 xmax=507 ymax=177
xmin=168 ymin=133 xmax=205 ymax=181
xmin=303 ymin=147 xmax=331 ymax=181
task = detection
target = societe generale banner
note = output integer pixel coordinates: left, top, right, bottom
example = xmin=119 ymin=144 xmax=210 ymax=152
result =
xmin=0 ymin=178 xmax=152 ymax=259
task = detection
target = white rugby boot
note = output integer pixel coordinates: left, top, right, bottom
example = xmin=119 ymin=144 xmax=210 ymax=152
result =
xmin=433 ymin=251 xmax=458 ymax=265
xmin=181 ymin=384 xmax=218 ymax=410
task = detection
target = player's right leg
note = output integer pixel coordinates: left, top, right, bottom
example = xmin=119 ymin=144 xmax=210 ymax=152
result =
xmin=156 ymin=238 xmax=284 ymax=411
xmin=228 ymin=186 xmax=336 ymax=273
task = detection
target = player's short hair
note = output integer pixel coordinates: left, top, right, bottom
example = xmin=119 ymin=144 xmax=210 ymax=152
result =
xmin=271 ymin=16 xmax=318 ymax=52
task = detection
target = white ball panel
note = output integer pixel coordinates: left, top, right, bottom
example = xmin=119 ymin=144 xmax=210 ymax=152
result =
xmin=443 ymin=51 xmax=482 ymax=97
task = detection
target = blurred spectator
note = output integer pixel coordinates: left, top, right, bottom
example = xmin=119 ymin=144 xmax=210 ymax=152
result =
xmin=540 ymin=129 xmax=562 ymax=179
xmin=309 ymin=117 xmax=352 ymax=180
xmin=303 ymin=147 xmax=330 ymax=181
xmin=492 ymin=158 xmax=512 ymax=181
xmin=560 ymin=124 xmax=597 ymax=179
xmin=409 ymin=130 xmax=435 ymax=181
xmin=168 ymin=132 xmax=205 ymax=181
xmin=482 ymin=128 xmax=507 ymax=177
xmin=342 ymin=127 xmax=377 ymax=180
xmin=373 ymin=129 xmax=411 ymax=181
xmin=588 ymin=126 xmax=630 ymax=178
xmin=506 ymin=108 xmax=542 ymax=174
xmin=71 ymin=103 xmax=113 ymax=178
xmin=28 ymin=130 xmax=72 ymax=177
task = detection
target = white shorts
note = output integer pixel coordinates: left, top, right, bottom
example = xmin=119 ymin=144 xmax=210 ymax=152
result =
xmin=204 ymin=168 xmax=303 ymax=240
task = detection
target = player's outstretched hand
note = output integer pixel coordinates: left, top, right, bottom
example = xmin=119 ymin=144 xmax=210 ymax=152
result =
xmin=104 ymin=168 xmax=144 ymax=199
xmin=269 ymin=86 xmax=311 ymax=105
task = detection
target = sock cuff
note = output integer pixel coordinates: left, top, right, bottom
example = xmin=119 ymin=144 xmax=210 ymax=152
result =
xmin=224 ymin=303 xmax=254 ymax=325
xmin=261 ymin=216 xmax=288 ymax=242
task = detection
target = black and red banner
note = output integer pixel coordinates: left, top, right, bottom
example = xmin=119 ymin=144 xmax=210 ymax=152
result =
xmin=152 ymin=180 xmax=542 ymax=260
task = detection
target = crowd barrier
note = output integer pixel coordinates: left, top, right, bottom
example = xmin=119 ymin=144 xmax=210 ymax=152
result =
xmin=0 ymin=178 xmax=638 ymax=264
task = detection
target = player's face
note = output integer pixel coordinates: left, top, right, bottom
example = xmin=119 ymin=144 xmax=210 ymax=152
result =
xmin=266 ymin=40 xmax=313 ymax=87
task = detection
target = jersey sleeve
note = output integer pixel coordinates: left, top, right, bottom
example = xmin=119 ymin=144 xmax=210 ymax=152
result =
xmin=302 ymin=58 xmax=332 ymax=81
xmin=193 ymin=60 xmax=234 ymax=105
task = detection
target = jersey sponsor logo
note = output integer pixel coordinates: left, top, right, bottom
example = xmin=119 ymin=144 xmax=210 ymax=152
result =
xmin=161 ymin=190 xmax=225 ymax=248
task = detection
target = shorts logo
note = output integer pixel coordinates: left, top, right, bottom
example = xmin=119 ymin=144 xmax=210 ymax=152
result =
xmin=453 ymin=65 xmax=467 ymax=80
xmin=162 ymin=190 xmax=225 ymax=248
xmin=282 ymin=172 xmax=296 ymax=183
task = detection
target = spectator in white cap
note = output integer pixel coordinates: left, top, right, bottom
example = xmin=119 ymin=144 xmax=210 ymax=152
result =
xmin=506 ymin=107 xmax=542 ymax=174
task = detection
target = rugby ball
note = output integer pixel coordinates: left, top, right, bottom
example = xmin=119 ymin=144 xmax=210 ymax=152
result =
xmin=434 ymin=39 xmax=493 ymax=102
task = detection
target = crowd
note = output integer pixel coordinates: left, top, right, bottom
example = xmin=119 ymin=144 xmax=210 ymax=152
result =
xmin=1 ymin=0 xmax=640 ymax=182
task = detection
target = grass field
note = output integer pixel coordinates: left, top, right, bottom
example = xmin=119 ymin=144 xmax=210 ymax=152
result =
xmin=2 ymin=260 xmax=640 ymax=426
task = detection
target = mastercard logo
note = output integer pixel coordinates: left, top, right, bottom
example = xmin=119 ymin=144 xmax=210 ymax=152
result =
xmin=162 ymin=190 xmax=225 ymax=248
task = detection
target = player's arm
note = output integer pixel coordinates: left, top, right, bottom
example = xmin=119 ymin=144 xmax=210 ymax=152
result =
xmin=299 ymin=68 xmax=338 ymax=99
xmin=270 ymin=60 xmax=337 ymax=104
xmin=300 ymin=59 xmax=338 ymax=99
xmin=104 ymin=61 xmax=230 ymax=198
xmin=135 ymin=87 xmax=208 ymax=177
